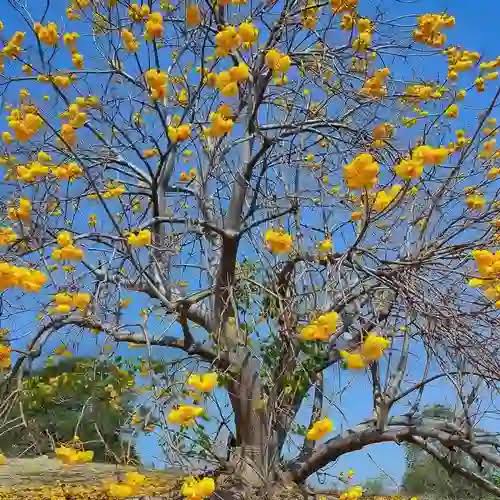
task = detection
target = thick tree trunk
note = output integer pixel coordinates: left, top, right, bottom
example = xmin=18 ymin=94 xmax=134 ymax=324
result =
xmin=228 ymin=355 xmax=277 ymax=486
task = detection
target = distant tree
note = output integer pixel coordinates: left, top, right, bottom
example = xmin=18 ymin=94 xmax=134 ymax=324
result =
xmin=402 ymin=405 xmax=498 ymax=499
xmin=362 ymin=476 xmax=387 ymax=495
xmin=1 ymin=357 xmax=137 ymax=463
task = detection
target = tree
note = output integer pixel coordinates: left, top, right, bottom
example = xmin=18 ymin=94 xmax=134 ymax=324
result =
xmin=0 ymin=0 xmax=499 ymax=496
xmin=402 ymin=405 xmax=499 ymax=499
xmin=0 ymin=356 xmax=138 ymax=462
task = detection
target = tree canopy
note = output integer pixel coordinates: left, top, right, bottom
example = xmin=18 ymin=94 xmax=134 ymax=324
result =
xmin=0 ymin=0 xmax=499 ymax=498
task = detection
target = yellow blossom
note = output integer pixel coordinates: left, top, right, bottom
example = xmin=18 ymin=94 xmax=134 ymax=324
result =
xmin=264 ymin=228 xmax=293 ymax=254
xmin=306 ymin=417 xmax=334 ymax=440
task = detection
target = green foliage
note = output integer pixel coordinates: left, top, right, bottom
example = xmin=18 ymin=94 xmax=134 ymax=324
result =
xmin=362 ymin=476 xmax=387 ymax=495
xmin=2 ymin=357 xmax=137 ymax=462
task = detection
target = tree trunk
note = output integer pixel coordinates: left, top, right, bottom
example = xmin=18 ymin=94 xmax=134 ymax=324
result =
xmin=228 ymin=354 xmax=276 ymax=486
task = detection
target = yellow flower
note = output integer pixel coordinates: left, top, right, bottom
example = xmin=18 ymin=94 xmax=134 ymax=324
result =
xmin=264 ymin=228 xmax=293 ymax=254
xmin=124 ymin=471 xmax=146 ymax=486
xmin=215 ymin=25 xmax=242 ymax=56
xmin=339 ymin=350 xmax=366 ymax=370
xmin=360 ymin=333 xmax=390 ymax=361
xmin=359 ymin=68 xmax=390 ymax=98
xmin=412 ymin=145 xmax=450 ymax=166
xmin=444 ymin=103 xmax=458 ymax=118
xmin=306 ymin=417 xmax=333 ymax=440
xmin=181 ymin=476 xmax=215 ymax=500
xmin=394 ymin=158 xmax=424 ymax=180
xmin=265 ymin=49 xmax=292 ymax=74
xmin=167 ymin=405 xmax=204 ymax=426
xmin=145 ymin=12 xmax=164 ymax=40
xmin=106 ymin=483 xmax=134 ymax=498
xmin=55 ymin=446 xmax=94 ymax=465
xmin=7 ymin=197 xmax=32 ymax=223
xmin=187 ymin=372 xmax=218 ymax=392
xmin=186 ymin=5 xmax=201 ymax=27
xmin=372 ymin=185 xmax=401 ymax=211
xmin=145 ymin=69 xmax=168 ymax=100
xmin=127 ymin=229 xmax=152 ymax=247
xmin=34 ymin=21 xmax=59 ymax=46
xmin=238 ymin=22 xmax=258 ymax=44
xmin=465 ymin=193 xmax=486 ymax=210
xmin=340 ymin=485 xmax=363 ymax=500
xmin=318 ymin=238 xmax=333 ymax=253
xmin=0 ymin=453 xmax=6 ymax=465
xmin=121 ymin=28 xmax=139 ymax=52
xmin=343 ymin=153 xmax=379 ymax=189
xmin=168 ymin=124 xmax=191 ymax=143
xmin=0 ymin=227 xmax=17 ymax=246
xmin=299 ymin=311 xmax=339 ymax=341
xmin=0 ymin=345 xmax=11 ymax=369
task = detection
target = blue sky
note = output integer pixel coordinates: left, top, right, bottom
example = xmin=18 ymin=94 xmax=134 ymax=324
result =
xmin=1 ymin=0 xmax=499 ymax=490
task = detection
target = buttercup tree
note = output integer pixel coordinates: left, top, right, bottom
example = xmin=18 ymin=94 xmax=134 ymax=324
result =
xmin=0 ymin=0 xmax=499 ymax=497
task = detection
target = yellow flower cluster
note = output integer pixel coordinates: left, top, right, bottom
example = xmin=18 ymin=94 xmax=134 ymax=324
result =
xmin=0 ymin=344 xmax=11 ymax=370
xmin=395 ymin=145 xmax=450 ymax=180
xmin=34 ymin=21 xmax=58 ymax=46
xmin=121 ymin=28 xmax=139 ymax=52
xmin=204 ymin=104 xmax=234 ymax=137
xmin=265 ymin=49 xmax=292 ymax=75
xmin=15 ymin=151 xmax=52 ymax=182
xmin=51 ymin=291 xmax=91 ymax=314
xmin=444 ymin=46 xmax=480 ymax=80
xmin=186 ymin=5 xmax=202 ymax=27
xmin=0 ymin=262 xmax=46 ymax=292
xmin=352 ymin=17 xmax=373 ymax=52
xmin=145 ymin=69 xmax=168 ymax=100
xmin=145 ymin=12 xmax=164 ymax=40
xmin=479 ymin=56 xmax=500 ymax=83
xmin=465 ymin=191 xmax=486 ymax=211
xmin=167 ymin=404 xmax=204 ymax=426
xmin=129 ymin=3 xmax=151 ymax=21
xmin=7 ymin=106 xmax=43 ymax=142
xmin=105 ymin=471 xmax=146 ymax=499
xmin=264 ymin=228 xmax=293 ymax=254
xmin=372 ymin=185 xmax=401 ymax=212
xmin=102 ymin=181 xmax=126 ymax=198
xmin=402 ymin=83 xmax=444 ymax=103
xmin=181 ymin=477 xmax=215 ymax=500
xmin=207 ymin=63 xmax=250 ymax=97
xmin=359 ymin=68 xmax=390 ymax=98
xmin=52 ymin=161 xmax=83 ymax=180
xmin=343 ymin=152 xmax=379 ymax=189
xmin=444 ymin=103 xmax=459 ymax=119
xmin=3 ymin=31 xmax=25 ymax=59
xmin=479 ymin=138 xmax=498 ymax=160
xmin=340 ymin=333 xmax=390 ymax=370
xmin=7 ymin=197 xmax=32 ymax=223
xmin=372 ymin=122 xmax=394 ymax=148
xmin=180 ymin=168 xmax=197 ymax=182
xmin=339 ymin=485 xmax=363 ymax=500
xmin=317 ymin=238 xmax=333 ymax=253
xmin=52 ymin=231 xmax=84 ymax=261
xmin=215 ymin=25 xmax=247 ymax=57
xmin=469 ymin=250 xmax=500 ymax=308
xmin=187 ymin=372 xmax=218 ymax=392
xmin=306 ymin=417 xmax=333 ymax=440
xmin=0 ymin=227 xmax=17 ymax=246
xmin=330 ymin=0 xmax=357 ymax=13
xmin=413 ymin=13 xmax=455 ymax=47
xmin=299 ymin=311 xmax=339 ymax=341
xmin=168 ymin=123 xmax=191 ymax=143
xmin=55 ymin=445 xmax=94 ymax=465
xmin=127 ymin=229 xmax=152 ymax=247
xmin=301 ymin=1 xmax=319 ymax=30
